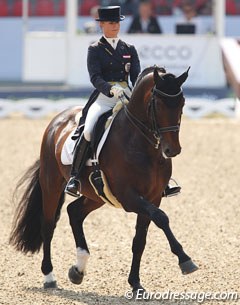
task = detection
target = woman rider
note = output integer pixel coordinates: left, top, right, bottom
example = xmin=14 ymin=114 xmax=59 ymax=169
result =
xmin=65 ymin=6 xmax=180 ymax=198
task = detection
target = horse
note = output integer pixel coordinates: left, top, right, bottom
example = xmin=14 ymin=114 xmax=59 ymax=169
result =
xmin=9 ymin=66 xmax=198 ymax=293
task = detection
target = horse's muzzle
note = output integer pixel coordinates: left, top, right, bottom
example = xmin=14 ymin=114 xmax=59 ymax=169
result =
xmin=162 ymin=145 xmax=181 ymax=158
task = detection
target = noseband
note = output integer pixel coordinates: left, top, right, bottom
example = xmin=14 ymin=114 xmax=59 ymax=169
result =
xmin=123 ymin=86 xmax=182 ymax=149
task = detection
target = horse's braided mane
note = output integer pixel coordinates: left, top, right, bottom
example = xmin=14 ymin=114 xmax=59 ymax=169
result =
xmin=134 ymin=66 xmax=166 ymax=88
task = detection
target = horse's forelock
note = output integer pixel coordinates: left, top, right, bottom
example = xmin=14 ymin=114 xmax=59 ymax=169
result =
xmin=153 ymin=72 xmax=183 ymax=108
xmin=132 ymin=66 xmax=181 ymax=100
xmin=155 ymin=72 xmax=181 ymax=92
xmin=162 ymin=73 xmax=176 ymax=79
xmin=134 ymin=66 xmax=166 ymax=88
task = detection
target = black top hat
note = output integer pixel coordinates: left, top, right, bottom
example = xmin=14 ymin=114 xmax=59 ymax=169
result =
xmin=96 ymin=6 xmax=125 ymax=22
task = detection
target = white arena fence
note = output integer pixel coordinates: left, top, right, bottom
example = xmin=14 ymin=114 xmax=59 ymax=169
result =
xmin=0 ymin=98 xmax=238 ymax=119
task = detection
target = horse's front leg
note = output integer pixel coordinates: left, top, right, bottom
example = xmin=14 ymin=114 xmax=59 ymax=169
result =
xmin=120 ymin=192 xmax=198 ymax=277
xmin=149 ymin=206 xmax=198 ymax=274
xmin=128 ymin=214 xmax=151 ymax=292
xmin=67 ymin=196 xmax=103 ymax=285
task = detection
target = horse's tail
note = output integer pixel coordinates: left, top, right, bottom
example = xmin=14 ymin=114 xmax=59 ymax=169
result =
xmin=9 ymin=159 xmax=43 ymax=254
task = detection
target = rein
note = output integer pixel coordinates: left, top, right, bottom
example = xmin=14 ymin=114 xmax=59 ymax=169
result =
xmin=123 ymin=86 xmax=181 ymax=150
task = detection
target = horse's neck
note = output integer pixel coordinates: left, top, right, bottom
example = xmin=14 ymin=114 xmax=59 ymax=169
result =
xmin=123 ymin=78 xmax=165 ymax=159
xmin=128 ymin=80 xmax=152 ymax=122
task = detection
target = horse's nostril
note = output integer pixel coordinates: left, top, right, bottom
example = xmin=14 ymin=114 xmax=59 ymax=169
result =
xmin=164 ymin=147 xmax=180 ymax=158
xmin=165 ymin=148 xmax=171 ymax=156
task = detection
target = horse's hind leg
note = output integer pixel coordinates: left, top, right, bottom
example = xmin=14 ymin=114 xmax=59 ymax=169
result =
xmin=67 ymin=196 xmax=103 ymax=285
xmin=40 ymin=179 xmax=65 ymax=289
xmin=128 ymin=214 xmax=151 ymax=292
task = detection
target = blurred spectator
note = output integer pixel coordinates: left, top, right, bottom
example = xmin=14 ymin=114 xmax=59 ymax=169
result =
xmin=176 ymin=0 xmax=198 ymax=34
xmin=197 ymin=0 xmax=212 ymax=15
xmin=173 ymin=0 xmax=212 ymax=16
xmin=127 ymin=0 xmax=162 ymax=33
xmin=179 ymin=1 xmax=197 ymax=22
xmin=83 ymin=5 xmax=100 ymax=33
xmin=175 ymin=0 xmax=210 ymax=34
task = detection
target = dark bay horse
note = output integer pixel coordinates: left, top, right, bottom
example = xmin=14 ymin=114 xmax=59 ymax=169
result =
xmin=10 ymin=66 xmax=198 ymax=292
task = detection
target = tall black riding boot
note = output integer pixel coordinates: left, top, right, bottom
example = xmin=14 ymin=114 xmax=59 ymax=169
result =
xmin=65 ymin=135 xmax=90 ymax=197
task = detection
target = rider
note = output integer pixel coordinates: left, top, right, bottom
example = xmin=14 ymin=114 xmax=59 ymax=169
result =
xmin=65 ymin=5 xmax=181 ymax=198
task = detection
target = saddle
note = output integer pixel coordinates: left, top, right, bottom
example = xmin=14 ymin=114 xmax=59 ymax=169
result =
xmin=71 ymin=109 xmax=113 ymax=158
xmin=75 ymin=110 xmax=123 ymax=208
xmin=61 ymin=104 xmax=125 ymax=166
xmin=61 ymin=98 xmax=127 ymax=207
xmin=91 ymin=109 xmax=113 ymax=154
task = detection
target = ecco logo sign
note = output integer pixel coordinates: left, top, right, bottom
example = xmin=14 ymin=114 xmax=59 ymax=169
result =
xmin=139 ymin=45 xmax=192 ymax=60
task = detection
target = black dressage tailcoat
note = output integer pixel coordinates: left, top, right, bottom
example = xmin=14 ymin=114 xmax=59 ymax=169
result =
xmin=80 ymin=36 xmax=141 ymax=124
xmin=88 ymin=36 xmax=140 ymax=95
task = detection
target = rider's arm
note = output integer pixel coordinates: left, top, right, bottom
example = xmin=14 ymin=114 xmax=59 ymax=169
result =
xmin=87 ymin=45 xmax=112 ymax=97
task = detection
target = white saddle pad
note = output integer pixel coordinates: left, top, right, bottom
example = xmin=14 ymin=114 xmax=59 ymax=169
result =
xmin=61 ymin=114 xmax=116 ymax=166
xmin=61 ymin=129 xmax=76 ymax=165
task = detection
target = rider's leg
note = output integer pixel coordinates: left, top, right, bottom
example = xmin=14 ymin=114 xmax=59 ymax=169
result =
xmin=65 ymin=134 xmax=90 ymax=197
xmin=65 ymin=95 xmax=116 ymax=197
xmin=83 ymin=94 xmax=116 ymax=142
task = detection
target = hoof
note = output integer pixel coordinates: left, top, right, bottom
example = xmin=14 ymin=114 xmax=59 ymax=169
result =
xmin=44 ymin=280 xmax=58 ymax=289
xmin=68 ymin=265 xmax=84 ymax=285
xmin=132 ymin=285 xmax=146 ymax=300
xmin=179 ymin=259 xmax=199 ymax=275
xmin=132 ymin=284 xmax=145 ymax=293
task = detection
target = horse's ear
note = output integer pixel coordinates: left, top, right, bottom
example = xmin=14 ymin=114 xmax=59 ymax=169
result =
xmin=176 ymin=66 xmax=190 ymax=87
xmin=154 ymin=68 xmax=162 ymax=85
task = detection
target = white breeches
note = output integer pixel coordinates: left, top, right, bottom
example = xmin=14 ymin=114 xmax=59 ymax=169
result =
xmin=83 ymin=85 xmax=131 ymax=142
xmin=83 ymin=93 xmax=117 ymax=141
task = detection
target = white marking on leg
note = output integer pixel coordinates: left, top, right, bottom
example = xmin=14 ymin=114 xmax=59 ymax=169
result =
xmin=76 ymin=247 xmax=90 ymax=274
xmin=44 ymin=272 xmax=56 ymax=283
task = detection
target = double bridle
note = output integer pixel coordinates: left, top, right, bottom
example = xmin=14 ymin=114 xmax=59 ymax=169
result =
xmin=123 ymin=86 xmax=182 ymax=150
